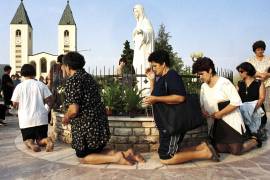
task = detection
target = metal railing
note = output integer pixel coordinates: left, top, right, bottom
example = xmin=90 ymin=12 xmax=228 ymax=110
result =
xmin=88 ymin=65 xmax=233 ymax=93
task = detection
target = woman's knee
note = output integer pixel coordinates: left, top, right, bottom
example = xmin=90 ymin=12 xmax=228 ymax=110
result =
xmin=160 ymin=158 xmax=171 ymax=165
xmin=229 ymin=144 xmax=242 ymax=155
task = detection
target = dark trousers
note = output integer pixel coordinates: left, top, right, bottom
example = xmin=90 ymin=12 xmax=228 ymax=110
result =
xmin=3 ymin=91 xmax=12 ymax=107
xmin=0 ymin=104 xmax=6 ymax=120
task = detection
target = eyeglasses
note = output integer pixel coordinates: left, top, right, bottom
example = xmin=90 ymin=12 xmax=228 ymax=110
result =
xmin=239 ymin=70 xmax=245 ymax=73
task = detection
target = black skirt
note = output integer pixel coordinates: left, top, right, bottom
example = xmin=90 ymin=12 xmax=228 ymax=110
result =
xmin=213 ymin=119 xmax=244 ymax=144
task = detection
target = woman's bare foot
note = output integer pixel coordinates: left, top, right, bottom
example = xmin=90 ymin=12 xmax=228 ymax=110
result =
xmin=123 ymin=148 xmax=145 ymax=163
xmin=45 ymin=137 xmax=54 ymax=152
xmin=24 ymin=139 xmax=41 ymax=152
xmin=115 ymin=152 xmax=134 ymax=165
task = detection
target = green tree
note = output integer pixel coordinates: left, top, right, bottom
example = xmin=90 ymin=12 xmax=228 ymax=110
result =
xmin=120 ymin=40 xmax=135 ymax=74
xmin=155 ymin=24 xmax=184 ymax=73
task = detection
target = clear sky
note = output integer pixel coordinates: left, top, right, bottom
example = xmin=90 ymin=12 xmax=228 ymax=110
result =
xmin=1 ymin=0 xmax=270 ymax=72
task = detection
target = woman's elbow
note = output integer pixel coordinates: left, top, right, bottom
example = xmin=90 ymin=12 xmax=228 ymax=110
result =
xmin=176 ymin=96 xmax=185 ymax=103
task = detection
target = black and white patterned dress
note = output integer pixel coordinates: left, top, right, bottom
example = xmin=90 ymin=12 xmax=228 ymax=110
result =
xmin=64 ymin=69 xmax=110 ymax=151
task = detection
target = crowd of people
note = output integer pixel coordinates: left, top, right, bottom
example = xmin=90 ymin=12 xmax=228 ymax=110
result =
xmin=0 ymin=40 xmax=269 ymax=165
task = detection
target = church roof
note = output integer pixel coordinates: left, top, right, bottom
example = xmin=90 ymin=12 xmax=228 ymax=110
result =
xmin=59 ymin=1 xmax=76 ymax=25
xmin=10 ymin=1 xmax=32 ymax=28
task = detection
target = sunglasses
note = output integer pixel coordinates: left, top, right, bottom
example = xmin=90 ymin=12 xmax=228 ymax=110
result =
xmin=239 ymin=70 xmax=245 ymax=73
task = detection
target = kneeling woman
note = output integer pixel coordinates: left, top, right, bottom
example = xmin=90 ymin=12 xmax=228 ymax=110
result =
xmin=61 ymin=52 xmax=144 ymax=165
xmin=192 ymin=57 xmax=259 ymax=155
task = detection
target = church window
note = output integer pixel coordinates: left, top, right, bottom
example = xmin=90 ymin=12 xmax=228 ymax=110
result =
xmin=16 ymin=30 xmax=21 ymax=37
xmin=64 ymin=30 xmax=69 ymax=37
xmin=40 ymin=58 xmax=47 ymax=73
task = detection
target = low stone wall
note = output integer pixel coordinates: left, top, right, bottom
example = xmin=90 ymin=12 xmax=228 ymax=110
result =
xmin=52 ymin=111 xmax=208 ymax=152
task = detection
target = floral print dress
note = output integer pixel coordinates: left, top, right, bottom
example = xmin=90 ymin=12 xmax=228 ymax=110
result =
xmin=64 ymin=69 xmax=110 ymax=151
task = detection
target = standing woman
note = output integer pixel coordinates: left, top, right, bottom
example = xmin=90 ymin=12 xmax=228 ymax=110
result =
xmin=248 ymin=40 xmax=270 ymax=139
xmin=61 ymin=52 xmax=144 ymax=165
xmin=192 ymin=57 xmax=259 ymax=155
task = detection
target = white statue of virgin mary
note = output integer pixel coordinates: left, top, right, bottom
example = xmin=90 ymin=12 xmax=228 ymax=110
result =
xmin=132 ymin=4 xmax=155 ymax=75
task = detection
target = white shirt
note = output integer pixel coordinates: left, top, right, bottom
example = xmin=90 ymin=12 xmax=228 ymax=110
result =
xmin=200 ymin=77 xmax=246 ymax=134
xmin=11 ymin=79 xmax=52 ymax=129
xmin=248 ymin=56 xmax=270 ymax=87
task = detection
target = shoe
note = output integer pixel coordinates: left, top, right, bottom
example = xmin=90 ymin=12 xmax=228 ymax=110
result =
xmin=0 ymin=121 xmax=7 ymax=126
xmin=258 ymin=128 xmax=268 ymax=141
xmin=205 ymin=141 xmax=220 ymax=162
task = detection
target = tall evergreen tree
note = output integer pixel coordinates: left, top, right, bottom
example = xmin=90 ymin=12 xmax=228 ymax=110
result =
xmin=155 ymin=24 xmax=184 ymax=73
xmin=120 ymin=40 xmax=135 ymax=74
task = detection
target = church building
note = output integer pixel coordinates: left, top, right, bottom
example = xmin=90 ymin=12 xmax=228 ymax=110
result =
xmin=10 ymin=0 xmax=77 ymax=78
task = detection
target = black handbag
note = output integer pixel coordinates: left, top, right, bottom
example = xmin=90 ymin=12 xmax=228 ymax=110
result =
xmin=209 ymin=100 xmax=230 ymax=140
xmin=153 ymin=81 xmax=205 ymax=135
xmin=218 ymin=101 xmax=230 ymax=111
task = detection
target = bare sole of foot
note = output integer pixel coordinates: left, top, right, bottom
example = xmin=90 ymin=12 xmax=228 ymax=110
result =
xmin=24 ymin=140 xmax=41 ymax=152
xmin=123 ymin=149 xmax=145 ymax=163
xmin=46 ymin=137 xmax=54 ymax=152
xmin=116 ymin=152 xmax=134 ymax=165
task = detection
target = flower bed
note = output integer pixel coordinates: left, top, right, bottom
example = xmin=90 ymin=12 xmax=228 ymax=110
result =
xmin=52 ymin=111 xmax=208 ymax=152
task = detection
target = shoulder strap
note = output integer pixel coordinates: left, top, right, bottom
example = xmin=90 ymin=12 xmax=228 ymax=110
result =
xmin=164 ymin=80 xmax=168 ymax=94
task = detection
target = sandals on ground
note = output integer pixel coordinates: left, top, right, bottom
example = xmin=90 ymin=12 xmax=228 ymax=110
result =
xmin=250 ymin=136 xmax=262 ymax=148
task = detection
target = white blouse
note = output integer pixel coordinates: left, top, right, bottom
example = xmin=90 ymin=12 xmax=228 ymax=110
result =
xmin=248 ymin=56 xmax=270 ymax=87
xmin=200 ymin=77 xmax=246 ymax=134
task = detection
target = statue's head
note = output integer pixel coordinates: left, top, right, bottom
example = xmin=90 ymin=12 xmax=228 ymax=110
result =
xmin=133 ymin=4 xmax=145 ymax=20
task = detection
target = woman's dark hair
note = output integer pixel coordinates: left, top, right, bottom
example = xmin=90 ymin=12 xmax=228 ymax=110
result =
xmin=252 ymin=40 xmax=266 ymax=52
xmin=4 ymin=65 xmax=12 ymax=72
xmin=119 ymin=57 xmax=127 ymax=65
xmin=148 ymin=50 xmax=170 ymax=67
xmin=62 ymin=51 xmax=85 ymax=70
xmin=236 ymin=62 xmax=256 ymax=76
xmin=192 ymin=57 xmax=217 ymax=75
xmin=21 ymin=64 xmax=36 ymax=77
xmin=57 ymin=54 xmax=64 ymax=64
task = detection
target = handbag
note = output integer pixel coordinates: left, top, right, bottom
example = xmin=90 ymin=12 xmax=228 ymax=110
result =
xmin=153 ymin=81 xmax=205 ymax=135
xmin=218 ymin=101 xmax=230 ymax=111
xmin=209 ymin=100 xmax=230 ymax=140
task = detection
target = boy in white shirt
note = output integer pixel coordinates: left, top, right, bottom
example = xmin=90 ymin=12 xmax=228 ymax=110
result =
xmin=12 ymin=64 xmax=53 ymax=152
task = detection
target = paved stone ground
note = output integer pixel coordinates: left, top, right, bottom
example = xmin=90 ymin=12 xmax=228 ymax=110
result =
xmin=1 ymin=115 xmax=270 ymax=180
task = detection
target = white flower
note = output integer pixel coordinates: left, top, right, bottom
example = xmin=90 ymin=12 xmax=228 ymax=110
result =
xmin=190 ymin=51 xmax=204 ymax=62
